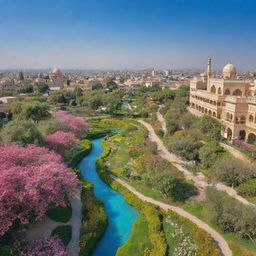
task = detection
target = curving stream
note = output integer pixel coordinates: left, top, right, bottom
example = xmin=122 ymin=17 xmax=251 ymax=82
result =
xmin=78 ymin=136 xmax=139 ymax=256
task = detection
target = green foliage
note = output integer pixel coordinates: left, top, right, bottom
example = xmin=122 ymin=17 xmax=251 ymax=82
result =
xmin=34 ymin=83 xmax=49 ymax=94
xmin=51 ymin=225 xmax=72 ymax=246
xmin=237 ymin=179 xmax=256 ymax=197
xmin=199 ymin=141 xmax=225 ymax=168
xmin=0 ymin=90 xmax=15 ymax=97
xmin=74 ymin=86 xmax=83 ymax=97
xmin=66 ymin=139 xmax=92 ymax=167
xmin=199 ymin=115 xmax=222 ymax=141
xmin=47 ymin=202 xmax=72 ymax=223
xmin=79 ymin=181 xmax=108 ymax=256
xmin=179 ymin=112 xmax=198 ymax=130
xmin=166 ymin=211 xmax=221 ymax=256
xmin=0 ymin=120 xmax=43 ymax=146
xmin=103 ymin=90 xmax=123 ymax=114
xmin=168 ymin=136 xmax=203 ymax=161
xmin=37 ymin=118 xmax=65 ymax=136
xmin=48 ymin=90 xmax=74 ymax=104
xmin=19 ymin=84 xmax=34 ymax=93
xmin=211 ymin=157 xmax=256 ymax=187
xmin=0 ymin=245 xmax=11 ymax=256
xmin=153 ymin=174 xmax=197 ymax=201
xmin=9 ymin=100 xmax=50 ymax=122
xmin=206 ymin=187 xmax=256 ymax=239
xmin=150 ymin=88 xmax=175 ymax=103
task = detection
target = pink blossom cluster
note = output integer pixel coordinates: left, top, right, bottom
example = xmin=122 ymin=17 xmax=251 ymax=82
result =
xmin=233 ymin=140 xmax=252 ymax=152
xmin=54 ymin=111 xmax=88 ymax=137
xmin=17 ymin=236 xmax=67 ymax=256
xmin=0 ymin=145 xmax=78 ymax=236
xmin=44 ymin=131 xmax=76 ymax=156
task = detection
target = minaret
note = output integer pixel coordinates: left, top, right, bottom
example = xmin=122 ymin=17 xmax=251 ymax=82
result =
xmin=207 ymin=57 xmax=212 ymax=88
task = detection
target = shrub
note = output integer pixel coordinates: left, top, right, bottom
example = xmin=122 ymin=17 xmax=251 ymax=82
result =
xmin=12 ymin=236 xmax=67 ymax=256
xmin=211 ymin=157 xmax=256 ymax=186
xmin=37 ymin=118 xmax=66 ymax=136
xmin=47 ymin=202 xmax=72 ymax=223
xmin=206 ymin=187 xmax=256 ymax=239
xmin=0 ymin=120 xmax=43 ymax=146
xmin=198 ymin=141 xmax=225 ymax=168
xmin=237 ymin=179 xmax=256 ymax=197
xmin=51 ymin=225 xmax=72 ymax=246
xmin=168 ymin=136 xmax=203 ymax=161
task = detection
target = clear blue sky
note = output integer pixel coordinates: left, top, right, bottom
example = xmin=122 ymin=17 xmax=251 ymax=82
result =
xmin=0 ymin=0 xmax=255 ymax=70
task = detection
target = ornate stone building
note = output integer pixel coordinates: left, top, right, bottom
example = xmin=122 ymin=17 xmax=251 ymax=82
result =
xmin=189 ymin=58 xmax=256 ymax=144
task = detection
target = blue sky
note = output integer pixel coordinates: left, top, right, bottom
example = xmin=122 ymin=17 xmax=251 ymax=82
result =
xmin=0 ymin=0 xmax=255 ymax=70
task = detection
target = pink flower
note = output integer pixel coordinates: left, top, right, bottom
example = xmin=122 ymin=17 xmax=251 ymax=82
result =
xmin=54 ymin=111 xmax=88 ymax=137
xmin=44 ymin=131 xmax=76 ymax=156
xmin=0 ymin=145 xmax=78 ymax=236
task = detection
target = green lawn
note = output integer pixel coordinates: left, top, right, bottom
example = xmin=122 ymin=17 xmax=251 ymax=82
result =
xmin=46 ymin=201 xmax=72 ymax=223
xmin=183 ymin=200 xmax=256 ymax=255
xmin=116 ymin=215 xmax=153 ymax=256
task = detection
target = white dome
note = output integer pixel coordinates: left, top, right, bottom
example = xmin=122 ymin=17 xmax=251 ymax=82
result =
xmin=52 ymin=68 xmax=62 ymax=75
xmin=223 ymin=63 xmax=236 ymax=74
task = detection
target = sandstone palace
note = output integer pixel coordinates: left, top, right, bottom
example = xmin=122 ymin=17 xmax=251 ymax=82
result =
xmin=189 ymin=58 xmax=256 ymax=144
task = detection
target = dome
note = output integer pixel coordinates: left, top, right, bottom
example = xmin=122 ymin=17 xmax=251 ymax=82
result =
xmin=52 ymin=68 xmax=62 ymax=76
xmin=223 ymin=63 xmax=236 ymax=74
xmin=223 ymin=63 xmax=237 ymax=79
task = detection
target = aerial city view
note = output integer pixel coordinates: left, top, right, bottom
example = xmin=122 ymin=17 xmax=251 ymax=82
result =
xmin=1 ymin=0 xmax=256 ymax=256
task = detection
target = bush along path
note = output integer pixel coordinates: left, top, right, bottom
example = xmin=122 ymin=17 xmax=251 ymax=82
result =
xmin=111 ymin=175 xmax=232 ymax=256
xmin=139 ymin=119 xmax=256 ymax=207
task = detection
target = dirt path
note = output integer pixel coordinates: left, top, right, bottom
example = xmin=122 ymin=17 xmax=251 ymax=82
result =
xmin=26 ymin=189 xmax=82 ymax=256
xmin=220 ymin=142 xmax=251 ymax=163
xmin=157 ymin=108 xmax=167 ymax=135
xmin=111 ymin=175 xmax=232 ymax=256
xmin=138 ymin=119 xmax=255 ymax=207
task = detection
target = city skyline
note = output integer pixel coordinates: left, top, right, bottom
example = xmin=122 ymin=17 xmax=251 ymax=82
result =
xmin=1 ymin=0 xmax=256 ymax=70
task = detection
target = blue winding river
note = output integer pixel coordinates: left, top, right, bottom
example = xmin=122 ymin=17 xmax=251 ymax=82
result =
xmin=78 ymin=136 xmax=139 ymax=256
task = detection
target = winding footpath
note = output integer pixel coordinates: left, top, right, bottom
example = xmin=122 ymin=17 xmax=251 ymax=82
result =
xmin=111 ymin=175 xmax=232 ymax=256
xmin=26 ymin=190 xmax=82 ymax=256
xmin=147 ymin=113 xmax=255 ymax=207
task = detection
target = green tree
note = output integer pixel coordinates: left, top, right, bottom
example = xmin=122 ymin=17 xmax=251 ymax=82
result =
xmin=199 ymin=141 xmax=225 ymax=168
xmin=19 ymin=84 xmax=34 ymax=93
xmin=104 ymin=90 xmax=123 ymax=114
xmin=9 ymin=100 xmax=50 ymax=122
xmin=212 ymin=157 xmax=256 ymax=186
xmin=34 ymin=83 xmax=49 ymax=94
xmin=48 ymin=90 xmax=67 ymax=104
xmin=199 ymin=115 xmax=222 ymax=141
xmin=0 ymin=120 xmax=43 ymax=146
xmin=74 ymin=86 xmax=83 ymax=97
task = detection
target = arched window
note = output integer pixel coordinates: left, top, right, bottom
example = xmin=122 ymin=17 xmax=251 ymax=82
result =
xmin=218 ymin=87 xmax=222 ymax=94
xmin=240 ymin=115 xmax=246 ymax=124
xmin=224 ymin=89 xmax=231 ymax=95
xmin=249 ymin=115 xmax=254 ymax=122
xmin=248 ymin=133 xmax=256 ymax=144
xmin=213 ymin=112 xmax=216 ymax=117
xmin=232 ymin=89 xmax=242 ymax=96
xmin=239 ymin=130 xmax=246 ymax=141
xmin=227 ymin=128 xmax=232 ymax=139
xmin=211 ymin=85 xmax=216 ymax=94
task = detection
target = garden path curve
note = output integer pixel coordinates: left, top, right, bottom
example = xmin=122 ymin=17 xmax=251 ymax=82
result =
xmin=138 ymin=119 xmax=255 ymax=207
xmin=25 ymin=189 xmax=82 ymax=256
xmin=111 ymin=175 xmax=232 ymax=256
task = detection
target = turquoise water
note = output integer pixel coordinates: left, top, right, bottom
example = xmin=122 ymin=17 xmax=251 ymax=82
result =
xmin=78 ymin=136 xmax=139 ymax=256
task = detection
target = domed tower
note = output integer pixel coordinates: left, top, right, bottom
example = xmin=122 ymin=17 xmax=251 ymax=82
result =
xmin=52 ymin=68 xmax=62 ymax=78
xmin=223 ymin=63 xmax=237 ymax=80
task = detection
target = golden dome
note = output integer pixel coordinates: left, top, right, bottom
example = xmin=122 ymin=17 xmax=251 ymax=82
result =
xmin=52 ymin=68 xmax=62 ymax=76
xmin=223 ymin=63 xmax=237 ymax=79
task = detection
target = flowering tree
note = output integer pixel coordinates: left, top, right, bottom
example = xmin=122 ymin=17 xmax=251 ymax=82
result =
xmin=54 ymin=111 xmax=88 ymax=137
xmin=0 ymin=145 xmax=78 ymax=236
xmin=44 ymin=131 xmax=76 ymax=156
xmin=13 ymin=236 xmax=67 ymax=256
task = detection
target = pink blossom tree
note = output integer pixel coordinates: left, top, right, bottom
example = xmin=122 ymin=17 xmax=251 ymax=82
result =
xmin=0 ymin=145 xmax=78 ymax=236
xmin=13 ymin=236 xmax=67 ymax=256
xmin=54 ymin=111 xmax=88 ymax=137
xmin=44 ymin=131 xmax=77 ymax=156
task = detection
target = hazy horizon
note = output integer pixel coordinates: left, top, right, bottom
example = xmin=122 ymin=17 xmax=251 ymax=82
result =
xmin=1 ymin=0 xmax=256 ymax=70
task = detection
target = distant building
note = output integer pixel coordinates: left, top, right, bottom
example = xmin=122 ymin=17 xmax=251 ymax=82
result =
xmin=189 ymin=57 xmax=256 ymax=143
xmin=48 ymin=68 xmax=67 ymax=89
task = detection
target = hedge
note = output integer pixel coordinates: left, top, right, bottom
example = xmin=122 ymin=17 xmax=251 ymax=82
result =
xmin=79 ymin=181 xmax=108 ymax=256
xmin=66 ymin=139 xmax=92 ymax=168
xmin=51 ymin=225 xmax=72 ymax=246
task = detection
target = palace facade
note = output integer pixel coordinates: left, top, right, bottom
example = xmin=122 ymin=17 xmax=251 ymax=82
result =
xmin=189 ymin=58 xmax=256 ymax=144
